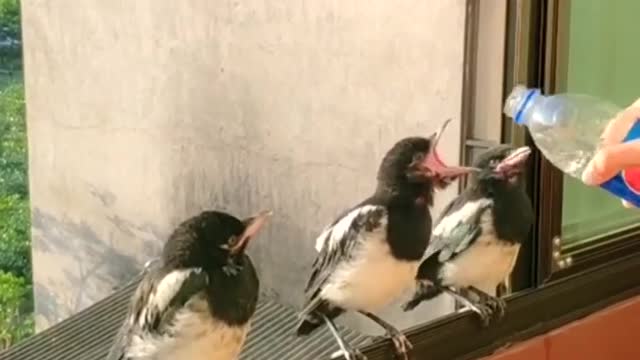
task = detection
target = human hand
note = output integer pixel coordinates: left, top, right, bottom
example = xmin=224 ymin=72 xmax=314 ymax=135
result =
xmin=581 ymin=99 xmax=640 ymax=208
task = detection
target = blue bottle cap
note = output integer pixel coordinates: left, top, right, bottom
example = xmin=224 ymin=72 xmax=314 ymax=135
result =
xmin=504 ymin=85 xmax=541 ymax=125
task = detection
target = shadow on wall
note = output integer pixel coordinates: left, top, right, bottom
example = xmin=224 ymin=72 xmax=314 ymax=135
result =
xmin=30 ymin=201 xmax=164 ymax=328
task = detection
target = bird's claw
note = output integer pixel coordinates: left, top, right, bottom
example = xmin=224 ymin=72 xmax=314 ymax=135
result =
xmin=390 ymin=333 xmax=413 ymax=360
xmin=486 ymin=296 xmax=507 ymax=319
xmin=474 ymin=293 xmax=506 ymax=322
xmin=368 ymin=330 xmax=412 ymax=359
xmin=464 ymin=287 xmax=507 ymax=325
xmin=468 ymin=297 xmax=505 ymax=327
xmin=330 ymin=348 xmax=368 ymax=360
xmin=477 ymin=304 xmax=494 ymax=328
xmin=464 ymin=301 xmax=493 ymax=327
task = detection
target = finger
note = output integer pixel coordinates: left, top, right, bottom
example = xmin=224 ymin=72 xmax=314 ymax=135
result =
xmin=582 ymin=140 xmax=640 ymax=185
xmin=600 ymin=105 xmax=640 ymax=146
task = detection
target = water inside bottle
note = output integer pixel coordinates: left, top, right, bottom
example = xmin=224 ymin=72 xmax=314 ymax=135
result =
xmin=505 ymin=86 xmax=620 ymax=179
xmin=525 ymin=109 xmax=606 ymax=178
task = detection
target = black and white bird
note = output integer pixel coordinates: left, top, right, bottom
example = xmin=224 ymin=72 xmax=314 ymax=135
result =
xmin=295 ymin=119 xmax=477 ymax=360
xmin=106 ymin=210 xmax=271 ymax=360
xmin=402 ymin=145 xmax=534 ymax=326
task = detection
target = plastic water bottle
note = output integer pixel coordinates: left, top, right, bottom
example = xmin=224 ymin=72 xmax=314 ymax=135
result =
xmin=503 ymin=85 xmax=640 ymax=207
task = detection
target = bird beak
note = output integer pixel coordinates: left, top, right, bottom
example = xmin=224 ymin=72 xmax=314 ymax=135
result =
xmin=229 ymin=210 xmax=273 ymax=255
xmin=421 ymin=118 xmax=479 ymax=178
xmin=496 ymin=146 xmax=531 ymax=174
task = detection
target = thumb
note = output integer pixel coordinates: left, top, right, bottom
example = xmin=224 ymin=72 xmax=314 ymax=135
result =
xmin=582 ymin=140 xmax=640 ymax=185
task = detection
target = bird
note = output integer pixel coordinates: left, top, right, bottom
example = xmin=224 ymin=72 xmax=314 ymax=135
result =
xmin=402 ymin=144 xmax=534 ymax=327
xmin=295 ymin=119 xmax=477 ymax=360
xmin=106 ymin=209 xmax=272 ymax=360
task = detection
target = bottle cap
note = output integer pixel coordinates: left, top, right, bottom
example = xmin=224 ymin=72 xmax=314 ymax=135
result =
xmin=504 ymin=85 xmax=541 ymax=125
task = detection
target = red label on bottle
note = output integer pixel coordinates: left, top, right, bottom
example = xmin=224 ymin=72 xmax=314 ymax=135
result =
xmin=622 ymin=167 xmax=640 ymax=195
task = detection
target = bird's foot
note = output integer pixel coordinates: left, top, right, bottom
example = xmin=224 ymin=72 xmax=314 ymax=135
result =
xmin=330 ymin=348 xmax=368 ymax=360
xmin=469 ymin=288 xmax=506 ymax=320
xmin=484 ymin=295 xmax=506 ymax=320
xmin=466 ymin=287 xmax=507 ymax=325
xmin=442 ymin=287 xmax=493 ymax=327
xmin=367 ymin=330 xmax=413 ymax=359
xmin=388 ymin=331 xmax=413 ymax=360
xmin=324 ymin=315 xmax=365 ymax=360
xmin=465 ymin=302 xmax=494 ymax=327
xmin=357 ymin=311 xmax=413 ymax=359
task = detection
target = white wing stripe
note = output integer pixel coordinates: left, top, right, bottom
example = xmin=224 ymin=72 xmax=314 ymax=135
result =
xmin=140 ymin=268 xmax=202 ymax=326
xmin=314 ymin=205 xmax=381 ymax=252
xmin=433 ymin=199 xmax=493 ymax=236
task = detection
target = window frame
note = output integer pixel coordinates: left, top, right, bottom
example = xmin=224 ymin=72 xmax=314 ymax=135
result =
xmin=531 ymin=0 xmax=640 ymax=284
xmin=360 ymin=1 xmax=640 ymax=358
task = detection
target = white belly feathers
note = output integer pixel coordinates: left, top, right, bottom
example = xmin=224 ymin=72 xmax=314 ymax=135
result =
xmin=127 ymin=295 xmax=249 ymax=360
xmin=320 ymin=235 xmax=419 ymax=312
xmin=439 ymin=210 xmax=520 ymax=292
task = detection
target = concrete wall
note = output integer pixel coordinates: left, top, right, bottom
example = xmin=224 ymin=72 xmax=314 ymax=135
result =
xmin=22 ymin=0 xmax=466 ymax=334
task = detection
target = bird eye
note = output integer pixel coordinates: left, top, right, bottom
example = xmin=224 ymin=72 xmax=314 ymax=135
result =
xmin=221 ymin=235 xmax=239 ymax=250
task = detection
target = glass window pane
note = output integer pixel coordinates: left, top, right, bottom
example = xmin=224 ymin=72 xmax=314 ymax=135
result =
xmin=560 ymin=0 xmax=640 ymax=247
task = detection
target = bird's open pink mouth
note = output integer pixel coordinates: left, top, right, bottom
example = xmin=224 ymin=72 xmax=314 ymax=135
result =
xmin=421 ymin=119 xmax=478 ymax=185
xmin=496 ymin=146 xmax=531 ymax=175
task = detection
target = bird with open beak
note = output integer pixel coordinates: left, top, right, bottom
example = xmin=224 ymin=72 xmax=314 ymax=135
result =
xmin=106 ymin=210 xmax=271 ymax=360
xmin=403 ymin=144 xmax=534 ymax=326
xmin=295 ymin=119 xmax=477 ymax=360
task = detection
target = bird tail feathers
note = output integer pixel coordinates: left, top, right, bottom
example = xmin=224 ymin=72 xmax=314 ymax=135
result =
xmin=295 ymin=313 xmax=324 ymax=336
xmin=295 ymin=298 xmax=343 ymax=336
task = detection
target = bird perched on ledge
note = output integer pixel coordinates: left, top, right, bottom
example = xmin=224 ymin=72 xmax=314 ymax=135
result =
xmin=403 ymin=145 xmax=533 ymax=326
xmin=296 ymin=119 xmax=477 ymax=360
xmin=107 ymin=209 xmax=271 ymax=360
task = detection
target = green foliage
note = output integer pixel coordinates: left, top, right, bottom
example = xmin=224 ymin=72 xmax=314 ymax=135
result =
xmin=0 ymin=82 xmax=27 ymax=198
xmin=0 ymin=74 xmax=32 ymax=345
xmin=0 ymin=271 xmax=33 ymax=350
xmin=0 ymin=194 xmax=29 ymax=278
xmin=0 ymin=0 xmax=20 ymax=37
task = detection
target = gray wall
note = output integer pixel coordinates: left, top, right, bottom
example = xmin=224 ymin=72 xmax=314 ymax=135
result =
xmin=22 ymin=0 xmax=466 ymax=334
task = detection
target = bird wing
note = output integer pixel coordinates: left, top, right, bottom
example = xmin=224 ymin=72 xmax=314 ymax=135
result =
xmin=423 ymin=197 xmax=493 ymax=263
xmin=302 ymin=204 xmax=387 ymax=311
xmin=106 ymin=265 xmax=209 ymax=360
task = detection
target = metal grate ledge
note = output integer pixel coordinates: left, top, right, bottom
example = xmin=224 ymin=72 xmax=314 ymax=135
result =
xmin=0 ymin=279 xmax=372 ymax=360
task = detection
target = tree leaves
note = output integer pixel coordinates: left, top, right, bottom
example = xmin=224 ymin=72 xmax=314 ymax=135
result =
xmin=0 ymin=0 xmax=20 ymax=39
xmin=0 ymin=195 xmax=29 ymax=279
xmin=0 ymin=271 xmax=33 ymax=349
xmin=0 ymin=82 xmax=27 ymax=198
xmin=0 ymin=13 xmax=32 ymax=344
